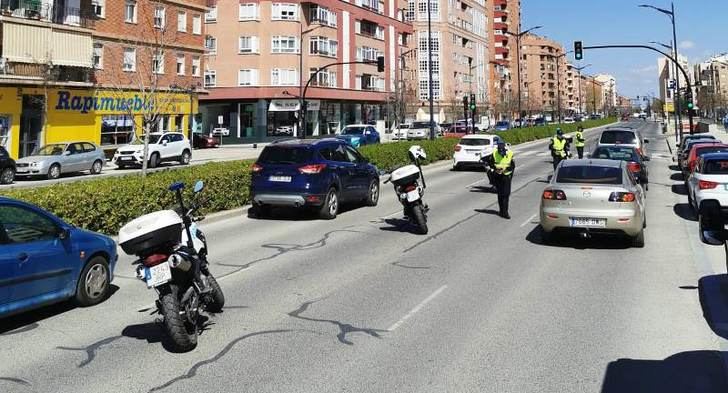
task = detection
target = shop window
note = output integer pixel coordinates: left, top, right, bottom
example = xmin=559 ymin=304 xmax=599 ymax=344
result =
xmin=101 ymin=115 xmax=134 ymax=146
xmin=175 ymin=115 xmax=185 ymax=132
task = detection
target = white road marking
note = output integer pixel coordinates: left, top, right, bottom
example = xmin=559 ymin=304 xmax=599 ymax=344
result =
xmin=465 ymin=178 xmax=485 ymax=188
xmin=518 ymin=150 xmax=537 ymax=157
xmin=388 ymin=285 xmax=448 ymax=331
xmin=520 ymin=212 xmax=538 ymax=228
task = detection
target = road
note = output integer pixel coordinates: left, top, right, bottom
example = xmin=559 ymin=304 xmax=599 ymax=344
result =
xmin=2 ymin=121 xmax=728 ymax=393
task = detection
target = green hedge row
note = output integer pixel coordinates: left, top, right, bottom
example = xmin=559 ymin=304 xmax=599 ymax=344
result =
xmin=495 ymin=118 xmax=617 ymax=144
xmin=359 ymin=138 xmax=460 ymax=172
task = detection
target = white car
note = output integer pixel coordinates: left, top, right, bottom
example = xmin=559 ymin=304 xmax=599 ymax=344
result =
xmin=393 ymin=124 xmax=410 ymax=140
xmin=113 ymin=132 xmax=192 ymax=169
xmin=408 ymin=121 xmax=440 ymax=140
xmin=563 ymin=117 xmax=575 ymax=124
xmin=687 ymin=152 xmax=728 ymax=241
xmin=452 ymin=134 xmax=506 ymax=170
xmin=212 ymin=127 xmax=230 ymax=136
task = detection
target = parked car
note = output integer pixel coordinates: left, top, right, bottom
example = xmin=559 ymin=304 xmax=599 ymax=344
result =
xmin=686 ymin=152 xmax=728 ymax=242
xmin=591 ymin=145 xmax=649 ymax=189
xmin=192 ymin=133 xmax=220 ymax=149
xmin=494 ymin=121 xmax=511 ymax=131
xmin=0 ymin=146 xmax=16 ymax=184
xmin=250 ymin=139 xmax=380 ymax=219
xmin=678 ymin=138 xmax=720 ymax=170
xmin=563 ymin=117 xmax=576 ymax=124
xmin=15 ymin=142 xmax=106 ymax=180
xmin=597 ymin=127 xmax=650 ymax=159
xmin=408 ymin=121 xmax=440 ymax=140
xmin=534 ymin=118 xmax=547 ymax=126
xmin=0 ymin=197 xmax=117 ymax=318
xmin=275 ymin=126 xmax=294 ymax=136
xmin=453 ymin=134 xmax=505 ymax=170
xmin=393 ymin=123 xmax=410 ymax=140
xmin=212 ymin=127 xmax=230 ymax=136
xmin=679 ymin=133 xmax=716 ymax=151
xmin=683 ymin=143 xmax=728 ymax=176
xmin=336 ymin=124 xmax=380 ymax=147
xmin=113 ymin=132 xmax=192 ymax=169
xmin=539 ymin=159 xmax=646 ymax=247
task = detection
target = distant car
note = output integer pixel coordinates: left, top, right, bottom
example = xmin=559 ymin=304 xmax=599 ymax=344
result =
xmin=591 ymin=145 xmax=649 ymax=189
xmin=15 ymin=142 xmax=106 ymax=180
xmin=113 ymin=132 xmax=192 ymax=169
xmin=0 ymin=146 xmax=16 ymax=184
xmin=212 ymin=127 xmax=230 ymax=136
xmin=687 ymin=152 xmax=728 ymax=242
xmin=539 ymin=159 xmax=646 ymax=247
xmin=574 ymin=115 xmax=584 ymax=122
xmin=494 ymin=121 xmax=511 ymax=131
xmin=453 ymin=134 xmax=506 ymax=170
xmin=638 ymin=112 xmax=647 ymax=120
xmin=408 ymin=121 xmax=439 ymax=140
xmin=563 ymin=117 xmax=575 ymax=124
xmin=250 ymin=139 xmax=380 ymax=219
xmin=590 ymin=114 xmax=600 ymax=120
xmin=0 ymin=197 xmax=117 ymax=318
xmin=336 ymin=125 xmax=380 ymax=147
xmin=597 ymin=128 xmax=650 ymax=159
xmin=192 ymin=133 xmax=219 ymax=149
xmin=275 ymin=126 xmax=294 ymax=136
xmin=392 ymin=124 xmax=410 ymax=140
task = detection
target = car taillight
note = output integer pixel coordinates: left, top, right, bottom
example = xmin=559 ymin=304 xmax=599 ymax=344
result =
xmin=143 ymin=254 xmax=168 ymax=267
xmin=298 ymin=163 xmax=327 ymax=174
xmin=454 ymin=145 xmax=462 ymax=152
xmin=542 ymin=189 xmax=567 ymax=200
xmin=609 ymin=192 xmax=636 ymax=202
xmin=699 ymin=180 xmax=719 ymax=190
xmin=252 ymin=163 xmax=263 ymax=173
xmin=627 ymin=162 xmax=641 ymax=172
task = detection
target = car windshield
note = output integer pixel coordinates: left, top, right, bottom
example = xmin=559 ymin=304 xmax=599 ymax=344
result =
xmin=343 ymin=127 xmax=367 ymax=135
xmin=600 ymin=131 xmax=637 ymax=145
xmin=459 ymin=138 xmax=490 ymax=146
xmin=496 ymin=121 xmax=509 ymax=127
xmin=704 ymin=159 xmax=728 ymax=174
xmin=36 ymin=144 xmax=67 ymax=156
xmin=592 ymin=147 xmax=639 ymax=162
xmin=132 ymin=134 xmax=163 ymax=145
xmin=258 ymin=146 xmax=313 ymax=164
xmin=556 ymin=165 xmax=623 ymax=185
xmin=411 ymin=122 xmax=432 ymax=129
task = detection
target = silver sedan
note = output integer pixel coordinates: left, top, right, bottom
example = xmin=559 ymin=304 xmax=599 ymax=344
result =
xmin=15 ymin=142 xmax=106 ymax=180
xmin=539 ymin=159 xmax=646 ymax=247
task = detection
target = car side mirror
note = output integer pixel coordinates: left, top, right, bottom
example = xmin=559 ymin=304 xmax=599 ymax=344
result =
xmin=64 ymin=150 xmax=71 ymax=156
xmin=644 ymin=139 xmax=649 ymax=143
xmin=162 ymin=141 xmax=168 ymax=146
xmin=58 ymin=228 xmax=70 ymax=240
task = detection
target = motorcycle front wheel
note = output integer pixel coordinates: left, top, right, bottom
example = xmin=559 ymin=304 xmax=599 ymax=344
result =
xmin=412 ymin=203 xmax=428 ymax=235
xmin=160 ymin=284 xmax=198 ymax=352
xmin=205 ymin=274 xmax=225 ymax=313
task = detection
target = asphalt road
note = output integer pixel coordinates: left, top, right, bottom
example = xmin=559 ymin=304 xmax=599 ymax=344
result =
xmin=2 ymin=121 xmax=728 ymax=393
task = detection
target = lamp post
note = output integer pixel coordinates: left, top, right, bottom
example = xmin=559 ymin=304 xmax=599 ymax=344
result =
xmin=505 ymin=25 xmax=542 ymax=126
xmin=573 ymin=64 xmax=591 ymax=116
xmin=298 ymin=18 xmax=325 ymax=139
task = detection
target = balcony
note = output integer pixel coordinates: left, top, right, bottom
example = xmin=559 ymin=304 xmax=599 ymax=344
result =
xmin=495 ymin=47 xmax=508 ymax=55
xmin=493 ymin=22 xmax=507 ymax=31
xmin=494 ymin=10 xmax=507 ymax=19
xmin=0 ymin=0 xmax=96 ymax=28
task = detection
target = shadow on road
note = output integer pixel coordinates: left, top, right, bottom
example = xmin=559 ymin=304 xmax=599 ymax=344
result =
xmin=474 ymin=208 xmax=500 ymax=215
xmin=379 ymin=218 xmax=423 ymax=235
xmin=673 ymin=203 xmax=697 ymax=222
xmin=525 ymin=226 xmax=631 ymax=250
xmin=671 ymin=183 xmax=688 ymax=195
xmin=247 ymin=204 xmax=361 ymax=221
xmin=670 ymin=172 xmax=684 ymax=181
xmin=698 ymin=274 xmax=728 ymax=341
xmin=600 ymin=350 xmax=728 ymax=392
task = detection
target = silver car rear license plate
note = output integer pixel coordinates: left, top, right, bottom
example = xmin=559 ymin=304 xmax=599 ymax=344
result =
xmin=570 ymin=217 xmax=606 ymax=227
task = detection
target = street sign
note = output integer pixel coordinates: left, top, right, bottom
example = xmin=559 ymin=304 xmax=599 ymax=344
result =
xmin=663 ymin=102 xmax=674 ymax=113
xmin=217 ymin=115 xmax=224 ymax=125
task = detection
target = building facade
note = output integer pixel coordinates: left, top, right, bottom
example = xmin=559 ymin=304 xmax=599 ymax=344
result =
xmin=594 ymin=74 xmax=616 ymax=111
xmin=200 ymin=0 xmax=412 ymax=141
xmin=520 ymin=33 xmax=566 ymax=119
xmin=694 ymin=54 xmax=728 ymax=119
xmin=0 ymin=0 xmax=206 ymax=159
xmin=488 ymin=0 xmax=518 ymax=120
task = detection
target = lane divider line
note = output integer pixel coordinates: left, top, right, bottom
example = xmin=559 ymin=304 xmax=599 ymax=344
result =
xmin=387 ymin=285 xmax=448 ymax=332
xmin=520 ymin=213 xmax=538 ymax=228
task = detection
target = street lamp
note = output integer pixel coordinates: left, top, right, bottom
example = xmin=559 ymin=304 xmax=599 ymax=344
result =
xmin=298 ymin=19 xmax=326 ymax=139
xmin=505 ymin=25 xmax=542 ymax=125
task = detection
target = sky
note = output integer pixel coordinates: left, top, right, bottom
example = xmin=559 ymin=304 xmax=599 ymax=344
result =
xmin=522 ymin=0 xmax=728 ymax=98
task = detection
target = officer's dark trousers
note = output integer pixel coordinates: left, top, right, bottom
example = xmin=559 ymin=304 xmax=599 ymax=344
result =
xmin=552 ymin=154 xmax=565 ymax=170
xmin=493 ymin=174 xmax=512 ymax=215
xmin=577 ymin=146 xmax=584 ymax=159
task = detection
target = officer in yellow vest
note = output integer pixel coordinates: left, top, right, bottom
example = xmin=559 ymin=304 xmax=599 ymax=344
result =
xmin=575 ymin=125 xmax=586 ymax=159
xmin=549 ymin=128 xmax=568 ymax=170
xmin=489 ymin=141 xmax=515 ymax=219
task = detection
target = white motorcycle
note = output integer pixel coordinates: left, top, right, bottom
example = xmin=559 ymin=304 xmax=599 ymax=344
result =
xmin=385 ymin=146 xmax=429 ymax=234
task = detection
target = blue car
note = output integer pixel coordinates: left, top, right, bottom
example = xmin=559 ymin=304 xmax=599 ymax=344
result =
xmin=336 ymin=124 xmax=380 ymax=147
xmin=494 ymin=121 xmax=511 ymax=131
xmin=0 ymin=197 xmax=117 ymax=318
xmin=250 ymin=139 xmax=380 ymax=219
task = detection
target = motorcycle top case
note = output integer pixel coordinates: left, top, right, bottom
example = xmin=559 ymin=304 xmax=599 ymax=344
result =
xmin=390 ymin=164 xmax=421 ymax=187
xmin=118 ymin=210 xmax=183 ymax=256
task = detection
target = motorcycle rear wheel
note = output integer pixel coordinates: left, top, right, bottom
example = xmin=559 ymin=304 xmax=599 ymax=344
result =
xmin=205 ymin=274 xmax=225 ymax=313
xmin=412 ymin=204 xmax=428 ymax=235
xmin=160 ymin=284 xmax=198 ymax=352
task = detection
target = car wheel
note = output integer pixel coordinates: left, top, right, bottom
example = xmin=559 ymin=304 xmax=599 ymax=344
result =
xmin=319 ymin=187 xmax=339 ymax=220
xmin=180 ymin=150 xmax=191 ymax=165
xmin=631 ymin=229 xmax=645 ymax=248
xmin=365 ymin=179 xmax=379 ymax=206
xmin=0 ymin=167 xmax=14 ymax=184
xmin=149 ymin=153 xmax=160 ymax=168
xmin=75 ymin=256 xmax=110 ymax=306
xmin=47 ymin=164 xmax=61 ymax=180
xmin=116 ymin=163 xmax=127 ymax=170
xmin=90 ymin=159 xmax=103 ymax=175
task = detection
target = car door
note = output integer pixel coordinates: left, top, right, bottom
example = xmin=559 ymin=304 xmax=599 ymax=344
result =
xmin=82 ymin=143 xmax=99 ymax=170
xmin=63 ymin=143 xmax=85 ymax=173
xmin=328 ymin=143 xmax=357 ymax=200
xmin=0 ymin=203 xmax=76 ymax=303
xmin=158 ymin=134 xmax=173 ymax=159
xmin=345 ymin=145 xmax=372 ymax=197
xmin=171 ymin=133 xmax=185 ymax=157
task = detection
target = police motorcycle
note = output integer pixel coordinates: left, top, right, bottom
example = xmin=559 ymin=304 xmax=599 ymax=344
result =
xmin=384 ymin=146 xmax=429 ymax=235
xmin=118 ymin=180 xmax=225 ymax=352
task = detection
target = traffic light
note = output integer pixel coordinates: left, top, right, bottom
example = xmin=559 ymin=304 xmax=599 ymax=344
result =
xmin=574 ymin=41 xmax=583 ymax=60
xmin=469 ymin=93 xmax=476 ymax=111
xmin=463 ymin=95 xmax=469 ymax=114
xmin=377 ymin=56 xmax=385 ymax=72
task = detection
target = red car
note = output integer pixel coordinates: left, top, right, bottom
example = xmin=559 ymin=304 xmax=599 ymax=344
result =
xmin=193 ymin=133 xmax=219 ymax=149
xmin=684 ymin=142 xmax=728 ymax=174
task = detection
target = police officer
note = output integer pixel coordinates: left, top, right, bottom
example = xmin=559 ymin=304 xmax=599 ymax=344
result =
xmin=574 ymin=125 xmax=585 ymax=159
xmin=487 ymin=141 xmax=515 ymax=219
xmin=549 ymin=128 xmax=568 ymax=170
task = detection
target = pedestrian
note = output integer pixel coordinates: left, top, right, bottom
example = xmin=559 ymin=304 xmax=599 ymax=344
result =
xmin=574 ymin=125 xmax=585 ymax=159
xmin=487 ymin=141 xmax=515 ymax=219
xmin=549 ymin=128 xmax=568 ymax=170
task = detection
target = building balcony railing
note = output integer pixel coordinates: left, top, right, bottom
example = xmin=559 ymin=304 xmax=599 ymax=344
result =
xmin=0 ymin=0 xmax=95 ymax=28
xmin=0 ymin=60 xmax=92 ymax=83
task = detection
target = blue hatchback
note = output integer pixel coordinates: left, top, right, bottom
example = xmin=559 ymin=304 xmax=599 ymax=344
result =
xmin=336 ymin=124 xmax=381 ymax=147
xmin=0 ymin=197 xmax=117 ymax=318
xmin=250 ymin=139 xmax=380 ymax=219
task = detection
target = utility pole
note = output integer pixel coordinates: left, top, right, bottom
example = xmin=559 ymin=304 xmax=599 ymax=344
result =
xmin=397 ymin=48 xmax=416 ymax=128
xmin=426 ymin=0 xmax=435 ymax=140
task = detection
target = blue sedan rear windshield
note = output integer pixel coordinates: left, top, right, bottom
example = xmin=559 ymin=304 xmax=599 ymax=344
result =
xmin=258 ymin=146 xmax=313 ymax=164
xmin=557 ymin=165 xmax=623 ymax=185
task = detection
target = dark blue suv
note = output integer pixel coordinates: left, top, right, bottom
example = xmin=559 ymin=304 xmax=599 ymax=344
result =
xmin=250 ymin=139 xmax=380 ymax=219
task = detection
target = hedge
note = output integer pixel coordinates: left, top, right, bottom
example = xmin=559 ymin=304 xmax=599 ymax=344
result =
xmin=359 ymin=138 xmax=460 ymax=172
xmin=495 ymin=117 xmax=616 ymax=144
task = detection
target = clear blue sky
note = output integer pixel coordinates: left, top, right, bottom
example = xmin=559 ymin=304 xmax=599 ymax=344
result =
xmin=522 ymin=0 xmax=728 ymax=98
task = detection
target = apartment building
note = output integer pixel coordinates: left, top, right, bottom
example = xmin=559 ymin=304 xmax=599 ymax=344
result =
xmin=200 ymin=0 xmax=412 ymax=141
xmin=694 ymin=54 xmax=728 ymax=118
xmin=582 ymin=75 xmax=604 ymax=115
xmin=488 ymin=0 xmax=518 ymax=119
xmin=594 ymin=74 xmax=616 ymax=110
xmin=520 ymin=33 xmax=566 ymax=118
xmin=0 ymin=0 xmax=206 ymax=159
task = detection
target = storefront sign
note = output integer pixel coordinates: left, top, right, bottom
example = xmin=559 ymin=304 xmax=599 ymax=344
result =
xmin=54 ymin=90 xmax=191 ymax=114
xmin=269 ymin=99 xmax=320 ymax=112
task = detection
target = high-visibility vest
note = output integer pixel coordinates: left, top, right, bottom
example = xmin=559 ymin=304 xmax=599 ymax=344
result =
xmin=552 ymin=137 xmax=567 ymax=157
xmin=575 ymin=131 xmax=585 ymax=147
xmin=493 ymin=149 xmax=514 ymax=176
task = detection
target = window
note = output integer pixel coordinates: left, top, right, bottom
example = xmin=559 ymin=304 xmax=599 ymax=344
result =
xmin=239 ymin=3 xmax=259 ymax=20
xmin=310 ymin=5 xmax=336 ymax=26
xmin=154 ymin=6 xmax=166 ymax=28
xmin=177 ymin=11 xmax=187 ymax=32
xmin=309 ymin=68 xmax=337 ymax=87
xmin=124 ymin=1 xmax=137 ymax=23
xmin=92 ymin=0 xmax=105 ymax=18
xmin=272 ymin=3 xmax=298 ymax=20
xmin=101 ymin=116 xmax=134 ymax=146
xmin=204 ymin=70 xmax=216 ymax=87
xmin=357 ymin=20 xmax=384 ymax=40
xmin=360 ymin=0 xmax=379 ymax=12
xmin=271 ymin=68 xmax=298 ymax=85
xmin=205 ymin=35 xmax=217 ymax=54
xmin=238 ymin=69 xmax=259 ymax=86
xmin=417 ymin=0 xmax=439 ymax=21
xmin=174 ymin=115 xmax=184 ymax=132
xmin=0 ymin=205 xmax=59 ymax=245
xmin=92 ymin=42 xmax=103 ymax=69
xmin=176 ymin=54 xmax=185 ymax=75
xmin=239 ymin=36 xmax=259 ymax=54
xmin=271 ymin=36 xmax=299 ymax=53
xmin=122 ymin=47 xmax=136 ymax=71
xmin=356 ymin=46 xmax=380 ymax=61
xmin=309 ymin=36 xmax=337 ymax=57
xmin=192 ymin=56 xmax=200 ymax=77
xmin=406 ymin=0 xmax=415 ymax=21
xmin=192 ymin=15 xmax=202 ymax=34
xmin=205 ymin=5 xmax=217 ymax=22
xmin=153 ymin=52 xmax=164 ymax=74
xmin=358 ymin=74 xmax=384 ymax=91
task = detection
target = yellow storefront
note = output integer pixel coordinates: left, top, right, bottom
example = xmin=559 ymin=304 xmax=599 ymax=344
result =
xmin=0 ymin=87 xmax=197 ymax=159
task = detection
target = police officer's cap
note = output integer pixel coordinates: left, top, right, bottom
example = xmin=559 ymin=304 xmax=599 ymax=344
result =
xmin=556 ymin=128 xmax=563 ymax=135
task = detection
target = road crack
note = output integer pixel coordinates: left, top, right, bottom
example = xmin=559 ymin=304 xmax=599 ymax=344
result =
xmin=287 ymin=300 xmax=387 ymax=345
xmin=56 ymin=335 xmax=123 ymax=368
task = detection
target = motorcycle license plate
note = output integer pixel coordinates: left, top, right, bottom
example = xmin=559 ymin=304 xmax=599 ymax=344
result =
xmin=144 ymin=262 xmax=172 ymax=288
xmin=406 ymin=189 xmax=420 ymax=202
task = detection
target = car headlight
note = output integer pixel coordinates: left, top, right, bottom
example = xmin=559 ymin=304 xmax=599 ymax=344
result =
xmin=30 ymin=162 xmax=39 ymax=167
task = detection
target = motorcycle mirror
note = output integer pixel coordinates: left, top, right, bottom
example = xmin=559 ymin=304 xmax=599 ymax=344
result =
xmin=169 ymin=182 xmax=185 ymax=192
xmin=193 ymin=180 xmax=205 ymax=193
